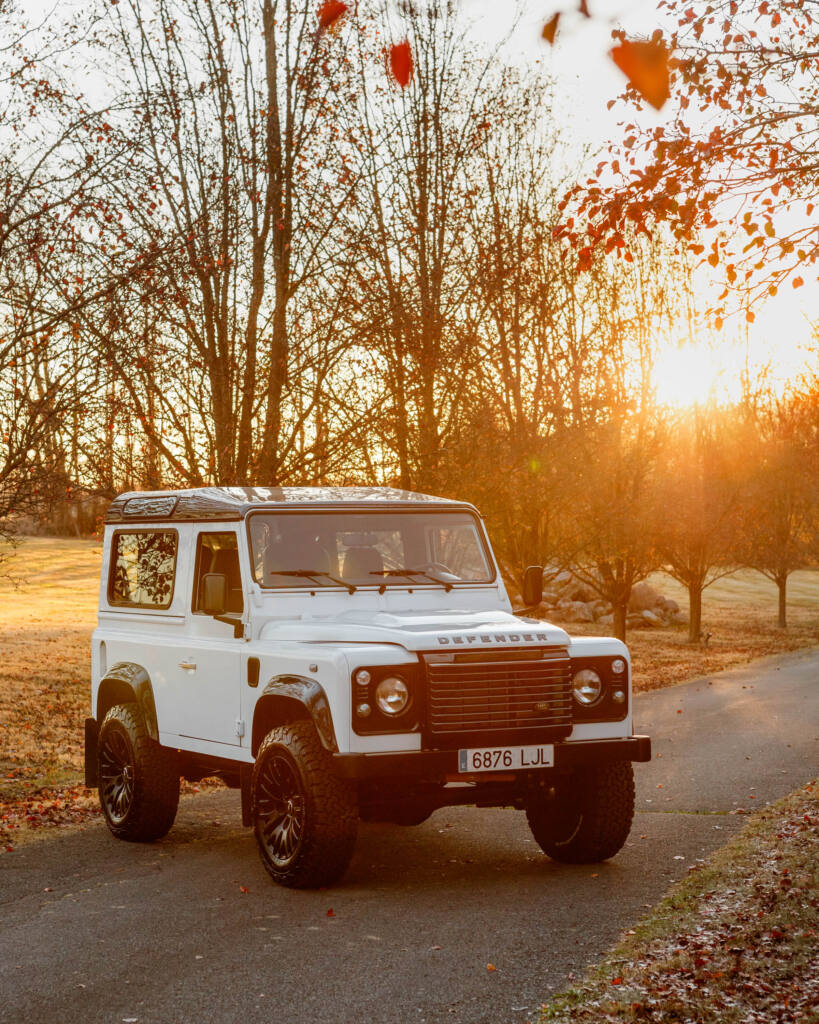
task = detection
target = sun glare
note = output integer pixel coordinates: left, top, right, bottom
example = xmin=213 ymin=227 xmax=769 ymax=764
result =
xmin=652 ymin=344 xmax=733 ymax=407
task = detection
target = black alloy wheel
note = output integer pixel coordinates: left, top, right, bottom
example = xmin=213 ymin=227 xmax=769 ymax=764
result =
xmin=255 ymin=751 xmax=307 ymax=869
xmin=99 ymin=723 xmax=136 ymax=824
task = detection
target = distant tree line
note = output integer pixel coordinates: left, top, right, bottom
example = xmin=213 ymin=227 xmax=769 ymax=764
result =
xmin=1 ymin=0 xmax=817 ymax=636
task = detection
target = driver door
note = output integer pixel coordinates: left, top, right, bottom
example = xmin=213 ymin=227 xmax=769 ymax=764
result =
xmin=163 ymin=529 xmax=244 ymax=748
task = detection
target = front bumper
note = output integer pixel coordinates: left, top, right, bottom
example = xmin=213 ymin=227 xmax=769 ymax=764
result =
xmin=334 ymin=734 xmax=651 ymax=781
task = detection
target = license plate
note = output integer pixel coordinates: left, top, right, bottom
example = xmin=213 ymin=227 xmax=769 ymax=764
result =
xmin=458 ymin=744 xmax=554 ymax=773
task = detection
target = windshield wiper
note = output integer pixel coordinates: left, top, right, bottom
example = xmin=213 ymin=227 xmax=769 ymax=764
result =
xmin=375 ymin=568 xmax=453 ymax=593
xmin=269 ymin=569 xmax=356 ymax=594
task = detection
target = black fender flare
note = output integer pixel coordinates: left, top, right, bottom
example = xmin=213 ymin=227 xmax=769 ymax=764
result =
xmin=253 ymin=675 xmax=338 ymax=754
xmin=96 ymin=662 xmax=159 ymax=741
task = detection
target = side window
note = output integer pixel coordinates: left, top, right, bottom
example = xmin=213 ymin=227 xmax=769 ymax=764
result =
xmin=109 ymin=531 xmax=178 ymax=608
xmin=193 ymin=532 xmax=244 ymax=614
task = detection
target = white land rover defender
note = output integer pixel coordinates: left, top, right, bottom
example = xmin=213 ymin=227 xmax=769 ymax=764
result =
xmin=85 ymin=487 xmax=650 ymax=888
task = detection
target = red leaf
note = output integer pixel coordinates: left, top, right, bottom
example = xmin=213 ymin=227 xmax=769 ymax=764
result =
xmin=326 ymin=908 xmax=335 ymax=917
xmin=486 ymin=963 xmax=497 ymax=972
xmin=239 ymin=885 xmax=249 ymax=893
xmin=390 ymin=40 xmax=413 ymax=87
xmin=610 ymin=38 xmax=670 ymax=110
xmin=542 ymin=13 xmax=560 ymax=44
xmin=317 ymin=1 xmax=347 ymax=33
xmin=612 ymin=976 xmax=623 ymax=985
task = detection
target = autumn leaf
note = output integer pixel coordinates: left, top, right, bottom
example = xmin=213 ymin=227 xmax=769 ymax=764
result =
xmin=239 ymin=885 xmax=249 ymax=893
xmin=610 ymin=37 xmax=670 ymax=110
xmin=390 ymin=40 xmax=413 ymax=87
xmin=578 ymin=0 xmax=591 ymax=16
xmin=542 ymin=13 xmax=560 ymax=45
xmin=317 ymin=1 xmax=347 ymax=34
xmin=486 ymin=963 xmax=497 ymax=972
xmin=326 ymin=907 xmax=335 ymax=917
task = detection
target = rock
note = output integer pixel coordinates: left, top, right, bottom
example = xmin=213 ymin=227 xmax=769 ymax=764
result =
xmin=564 ymin=601 xmax=594 ymax=623
xmin=657 ymin=597 xmax=680 ymax=615
xmin=628 ymin=581 xmax=663 ymax=612
xmin=641 ymin=609 xmax=661 ymax=625
xmin=559 ymin=581 xmax=598 ymax=603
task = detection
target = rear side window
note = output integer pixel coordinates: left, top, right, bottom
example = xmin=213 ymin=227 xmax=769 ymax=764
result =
xmin=109 ymin=530 xmax=178 ymax=608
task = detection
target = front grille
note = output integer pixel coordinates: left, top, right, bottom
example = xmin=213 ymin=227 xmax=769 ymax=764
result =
xmin=422 ymin=647 xmax=573 ymax=749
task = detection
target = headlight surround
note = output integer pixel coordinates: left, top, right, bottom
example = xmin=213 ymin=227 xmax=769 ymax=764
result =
xmin=374 ymin=675 xmax=411 ymax=716
xmin=572 ymin=668 xmax=603 ymax=706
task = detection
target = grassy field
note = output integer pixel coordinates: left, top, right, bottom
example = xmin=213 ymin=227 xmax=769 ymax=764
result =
xmin=555 ymin=569 xmax=819 ymax=691
xmin=1 ymin=538 xmax=818 ymax=848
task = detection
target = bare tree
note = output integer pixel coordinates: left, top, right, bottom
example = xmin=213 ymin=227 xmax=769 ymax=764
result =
xmin=655 ymin=406 xmax=747 ymax=642
xmin=739 ymin=390 xmax=818 ymax=629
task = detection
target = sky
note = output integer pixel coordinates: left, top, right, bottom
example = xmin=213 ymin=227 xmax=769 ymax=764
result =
xmin=466 ymin=0 xmax=818 ymax=405
xmin=14 ymin=0 xmax=819 ymax=406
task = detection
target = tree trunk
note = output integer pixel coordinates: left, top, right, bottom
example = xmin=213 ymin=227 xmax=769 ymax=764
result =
xmin=687 ymin=582 xmax=702 ymax=643
xmin=777 ymin=573 xmax=787 ymax=629
xmin=612 ymin=601 xmax=627 ymax=642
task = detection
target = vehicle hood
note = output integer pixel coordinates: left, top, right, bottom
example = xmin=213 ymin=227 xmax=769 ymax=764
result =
xmin=258 ymin=607 xmax=569 ymax=652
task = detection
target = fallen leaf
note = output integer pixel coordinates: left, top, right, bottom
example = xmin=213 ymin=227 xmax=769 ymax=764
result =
xmin=389 ymin=40 xmax=413 ymax=87
xmin=612 ymin=976 xmax=623 ymax=985
xmin=487 ymin=963 xmax=497 ymax=972
xmin=317 ymin=0 xmax=347 ymax=33
xmin=590 ymin=872 xmax=599 ymax=878
xmin=542 ymin=13 xmax=560 ymax=44
xmin=326 ymin=908 xmax=335 ymax=917
xmin=239 ymin=885 xmax=249 ymax=894
xmin=610 ymin=37 xmax=670 ymax=110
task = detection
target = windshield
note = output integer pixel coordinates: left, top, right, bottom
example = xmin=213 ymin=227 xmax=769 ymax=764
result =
xmin=247 ymin=510 xmax=495 ymax=589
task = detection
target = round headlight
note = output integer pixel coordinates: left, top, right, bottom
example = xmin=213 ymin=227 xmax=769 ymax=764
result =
xmin=573 ymin=668 xmax=603 ymax=706
xmin=375 ymin=675 xmax=410 ymax=716
xmin=611 ymin=658 xmax=626 ymax=675
xmin=355 ymin=669 xmax=371 ymax=686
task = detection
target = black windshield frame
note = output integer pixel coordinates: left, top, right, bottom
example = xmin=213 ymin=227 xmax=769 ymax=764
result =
xmin=245 ymin=508 xmax=496 ymax=590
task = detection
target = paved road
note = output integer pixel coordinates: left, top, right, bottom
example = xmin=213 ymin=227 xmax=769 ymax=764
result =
xmin=2 ymin=649 xmax=817 ymax=1024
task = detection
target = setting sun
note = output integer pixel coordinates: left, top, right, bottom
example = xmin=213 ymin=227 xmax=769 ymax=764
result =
xmin=652 ymin=343 xmax=732 ymax=407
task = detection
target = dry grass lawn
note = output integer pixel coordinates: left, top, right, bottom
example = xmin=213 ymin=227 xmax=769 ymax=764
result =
xmin=1 ymin=539 xmax=817 ymax=849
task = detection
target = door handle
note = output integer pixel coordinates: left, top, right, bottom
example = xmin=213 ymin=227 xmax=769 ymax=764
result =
xmin=179 ymin=660 xmax=197 ymax=671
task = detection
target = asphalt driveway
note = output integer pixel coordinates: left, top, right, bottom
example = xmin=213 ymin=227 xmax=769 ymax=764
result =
xmin=1 ymin=648 xmax=816 ymax=1024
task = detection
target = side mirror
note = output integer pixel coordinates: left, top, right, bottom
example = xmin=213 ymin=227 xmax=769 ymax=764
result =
xmin=522 ymin=565 xmax=543 ymax=608
xmin=202 ymin=573 xmax=227 ymax=615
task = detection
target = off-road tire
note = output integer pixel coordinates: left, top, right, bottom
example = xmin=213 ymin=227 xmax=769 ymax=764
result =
xmin=525 ymin=761 xmax=635 ymax=863
xmin=252 ymin=720 xmax=358 ymax=889
xmin=97 ymin=703 xmax=180 ymax=842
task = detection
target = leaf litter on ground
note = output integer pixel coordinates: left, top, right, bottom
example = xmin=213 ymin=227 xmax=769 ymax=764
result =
xmin=540 ymin=780 xmax=818 ymax=1024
